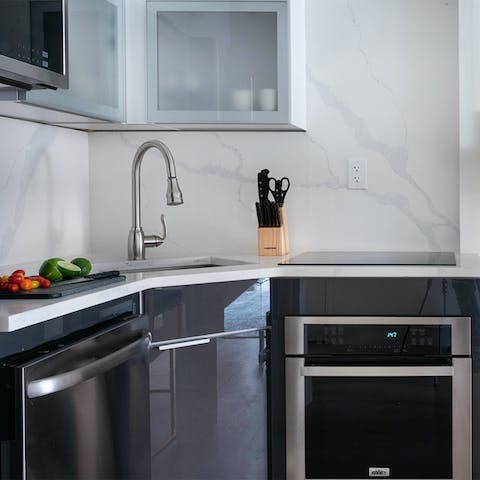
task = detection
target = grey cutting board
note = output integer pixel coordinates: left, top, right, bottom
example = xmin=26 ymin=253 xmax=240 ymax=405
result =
xmin=0 ymin=275 xmax=126 ymax=299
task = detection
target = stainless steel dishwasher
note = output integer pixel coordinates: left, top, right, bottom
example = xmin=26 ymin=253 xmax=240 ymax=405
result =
xmin=0 ymin=314 xmax=151 ymax=480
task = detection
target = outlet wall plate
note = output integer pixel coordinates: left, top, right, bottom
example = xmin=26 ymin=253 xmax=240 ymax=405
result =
xmin=348 ymin=157 xmax=368 ymax=189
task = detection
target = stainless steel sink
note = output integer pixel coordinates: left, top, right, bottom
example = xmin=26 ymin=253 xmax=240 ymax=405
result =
xmin=95 ymin=257 xmax=249 ymax=274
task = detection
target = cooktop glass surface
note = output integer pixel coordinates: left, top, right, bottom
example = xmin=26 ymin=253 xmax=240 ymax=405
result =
xmin=280 ymin=251 xmax=456 ymax=266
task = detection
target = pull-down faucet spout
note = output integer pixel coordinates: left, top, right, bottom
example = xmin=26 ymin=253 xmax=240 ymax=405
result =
xmin=128 ymin=140 xmax=184 ymax=260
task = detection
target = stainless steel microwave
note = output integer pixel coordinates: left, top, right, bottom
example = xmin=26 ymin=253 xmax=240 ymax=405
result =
xmin=0 ymin=0 xmax=68 ymax=90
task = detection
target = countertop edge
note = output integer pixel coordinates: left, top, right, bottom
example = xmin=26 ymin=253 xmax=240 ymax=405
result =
xmin=3 ymin=252 xmax=480 ymax=332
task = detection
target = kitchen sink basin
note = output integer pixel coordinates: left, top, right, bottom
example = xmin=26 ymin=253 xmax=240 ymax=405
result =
xmin=96 ymin=257 xmax=250 ymax=274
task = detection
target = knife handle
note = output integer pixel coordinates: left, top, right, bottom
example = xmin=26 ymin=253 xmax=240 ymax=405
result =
xmin=257 ymin=169 xmax=270 ymax=202
xmin=87 ymin=270 xmax=120 ymax=279
xmin=274 ymin=202 xmax=280 ymax=227
xmin=255 ymin=202 xmax=262 ymax=227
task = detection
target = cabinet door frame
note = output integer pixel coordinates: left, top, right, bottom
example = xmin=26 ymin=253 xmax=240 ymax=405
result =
xmin=25 ymin=0 xmax=126 ymax=122
xmin=146 ymin=0 xmax=288 ymax=123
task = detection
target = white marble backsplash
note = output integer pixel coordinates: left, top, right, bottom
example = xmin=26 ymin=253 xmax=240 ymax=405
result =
xmin=89 ymin=0 xmax=459 ymax=259
xmin=0 ymin=117 xmax=90 ymax=266
xmin=0 ymin=0 xmax=460 ymax=265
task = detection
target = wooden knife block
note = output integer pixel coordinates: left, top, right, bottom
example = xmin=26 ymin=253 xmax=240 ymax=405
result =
xmin=258 ymin=205 xmax=289 ymax=256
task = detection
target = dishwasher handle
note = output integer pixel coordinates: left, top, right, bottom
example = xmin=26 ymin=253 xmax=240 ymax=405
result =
xmin=27 ymin=333 xmax=152 ymax=399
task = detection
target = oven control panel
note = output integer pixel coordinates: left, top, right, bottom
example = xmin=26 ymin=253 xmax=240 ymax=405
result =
xmin=304 ymin=324 xmax=451 ymax=355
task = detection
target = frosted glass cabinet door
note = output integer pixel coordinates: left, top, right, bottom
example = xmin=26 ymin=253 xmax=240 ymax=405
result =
xmin=26 ymin=0 xmax=125 ymax=122
xmin=146 ymin=1 xmax=288 ymax=123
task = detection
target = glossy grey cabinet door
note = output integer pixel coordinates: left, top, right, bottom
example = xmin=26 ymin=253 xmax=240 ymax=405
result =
xmin=146 ymin=281 xmax=270 ymax=479
xmin=26 ymin=0 xmax=125 ymax=121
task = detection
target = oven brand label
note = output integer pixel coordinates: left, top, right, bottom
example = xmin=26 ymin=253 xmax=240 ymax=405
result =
xmin=369 ymin=467 xmax=390 ymax=477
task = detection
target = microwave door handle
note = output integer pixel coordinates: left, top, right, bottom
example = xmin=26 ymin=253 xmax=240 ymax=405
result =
xmin=301 ymin=365 xmax=454 ymax=377
xmin=150 ymin=326 xmax=271 ymax=351
xmin=27 ymin=333 xmax=152 ymax=399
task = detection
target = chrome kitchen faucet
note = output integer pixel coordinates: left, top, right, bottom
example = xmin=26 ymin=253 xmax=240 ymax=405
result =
xmin=128 ymin=140 xmax=184 ymax=260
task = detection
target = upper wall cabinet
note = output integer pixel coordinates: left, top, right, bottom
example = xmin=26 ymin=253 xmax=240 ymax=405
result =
xmin=121 ymin=0 xmax=305 ymax=130
xmin=24 ymin=0 xmax=125 ymax=122
xmin=146 ymin=1 xmax=288 ymax=124
xmin=0 ymin=0 xmax=305 ymax=130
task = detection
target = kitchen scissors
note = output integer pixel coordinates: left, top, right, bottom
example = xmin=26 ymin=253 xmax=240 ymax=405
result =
xmin=268 ymin=176 xmax=290 ymax=206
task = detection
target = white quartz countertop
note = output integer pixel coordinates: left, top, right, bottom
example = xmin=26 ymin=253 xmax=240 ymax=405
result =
xmin=1 ymin=252 xmax=480 ymax=333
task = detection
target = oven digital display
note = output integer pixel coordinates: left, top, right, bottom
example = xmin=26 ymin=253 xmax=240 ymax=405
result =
xmin=304 ymin=324 xmax=451 ymax=355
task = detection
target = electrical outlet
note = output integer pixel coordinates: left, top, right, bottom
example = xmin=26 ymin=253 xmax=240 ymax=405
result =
xmin=348 ymin=157 xmax=367 ymax=189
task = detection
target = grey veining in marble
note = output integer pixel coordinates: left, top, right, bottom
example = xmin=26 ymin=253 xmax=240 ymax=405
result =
xmin=0 ymin=126 xmax=57 ymax=262
xmin=0 ymin=118 xmax=90 ymax=265
xmin=347 ymin=0 xmax=409 ymax=146
xmin=306 ymin=67 xmax=458 ymax=249
xmin=86 ymin=0 xmax=459 ymax=257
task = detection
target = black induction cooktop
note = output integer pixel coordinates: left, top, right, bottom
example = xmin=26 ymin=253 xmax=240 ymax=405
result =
xmin=280 ymin=251 xmax=456 ymax=266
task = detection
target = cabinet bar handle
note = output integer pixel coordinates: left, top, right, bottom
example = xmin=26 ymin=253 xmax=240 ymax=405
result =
xmin=154 ymin=338 xmax=210 ymax=351
xmin=150 ymin=326 xmax=271 ymax=351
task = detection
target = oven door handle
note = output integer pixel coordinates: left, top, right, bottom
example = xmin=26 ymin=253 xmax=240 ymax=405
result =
xmin=301 ymin=365 xmax=454 ymax=377
xmin=27 ymin=333 xmax=152 ymax=399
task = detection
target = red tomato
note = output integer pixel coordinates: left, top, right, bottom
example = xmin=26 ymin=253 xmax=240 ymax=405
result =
xmin=8 ymin=274 xmax=23 ymax=285
xmin=0 ymin=281 xmax=9 ymax=290
xmin=35 ymin=276 xmax=50 ymax=288
xmin=7 ymin=283 xmax=19 ymax=293
xmin=20 ymin=279 xmax=32 ymax=291
xmin=11 ymin=270 xmax=25 ymax=277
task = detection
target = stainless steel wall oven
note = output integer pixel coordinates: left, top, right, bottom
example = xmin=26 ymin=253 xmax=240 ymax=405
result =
xmin=285 ymin=316 xmax=472 ymax=480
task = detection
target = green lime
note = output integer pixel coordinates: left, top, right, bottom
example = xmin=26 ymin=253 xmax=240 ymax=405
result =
xmin=71 ymin=257 xmax=92 ymax=276
xmin=57 ymin=261 xmax=82 ymax=279
xmin=39 ymin=258 xmax=65 ymax=282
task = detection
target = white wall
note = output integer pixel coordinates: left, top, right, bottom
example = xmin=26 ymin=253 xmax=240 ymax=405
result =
xmin=89 ymin=0 xmax=459 ymax=259
xmin=0 ymin=117 xmax=90 ymax=266
xmin=460 ymin=0 xmax=480 ymax=253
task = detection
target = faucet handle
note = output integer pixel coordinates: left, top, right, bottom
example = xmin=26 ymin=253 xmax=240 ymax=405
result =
xmin=144 ymin=214 xmax=167 ymax=247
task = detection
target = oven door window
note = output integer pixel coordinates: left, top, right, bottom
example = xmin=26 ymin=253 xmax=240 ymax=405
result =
xmin=305 ymin=377 xmax=452 ymax=479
